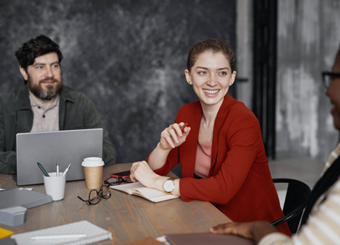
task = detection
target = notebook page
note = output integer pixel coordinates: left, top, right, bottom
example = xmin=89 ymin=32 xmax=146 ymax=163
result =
xmin=112 ymin=182 xmax=178 ymax=202
xmin=134 ymin=187 xmax=177 ymax=201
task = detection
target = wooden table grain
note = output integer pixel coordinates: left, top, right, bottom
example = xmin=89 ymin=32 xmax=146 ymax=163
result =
xmin=0 ymin=163 xmax=231 ymax=244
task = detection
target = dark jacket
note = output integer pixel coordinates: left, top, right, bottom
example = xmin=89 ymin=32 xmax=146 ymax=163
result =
xmin=0 ymin=85 xmax=116 ymax=174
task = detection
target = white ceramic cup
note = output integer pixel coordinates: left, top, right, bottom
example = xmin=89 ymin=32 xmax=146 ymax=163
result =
xmin=81 ymin=157 xmax=104 ymax=189
xmin=43 ymin=172 xmax=66 ymax=201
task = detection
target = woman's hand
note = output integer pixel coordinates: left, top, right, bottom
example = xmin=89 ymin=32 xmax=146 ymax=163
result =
xmin=130 ymin=160 xmax=181 ymax=196
xmin=159 ymin=122 xmax=191 ymax=150
xmin=130 ymin=161 xmax=161 ymax=188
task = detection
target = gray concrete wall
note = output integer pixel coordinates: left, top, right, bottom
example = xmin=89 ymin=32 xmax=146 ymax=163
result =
xmin=0 ymin=0 xmax=236 ymax=164
xmin=276 ymin=0 xmax=340 ymax=161
xmin=236 ymin=0 xmax=253 ymax=109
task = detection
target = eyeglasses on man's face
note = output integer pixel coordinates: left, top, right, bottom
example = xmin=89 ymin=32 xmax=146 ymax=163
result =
xmin=77 ymin=184 xmax=111 ymax=205
xmin=322 ymin=71 xmax=340 ymax=89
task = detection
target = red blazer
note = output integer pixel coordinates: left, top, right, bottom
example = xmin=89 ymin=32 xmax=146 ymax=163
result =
xmin=152 ymin=94 xmax=291 ymax=236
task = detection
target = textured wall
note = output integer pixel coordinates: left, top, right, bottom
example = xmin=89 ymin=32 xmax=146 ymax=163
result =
xmin=0 ymin=0 xmax=236 ymax=163
xmin=276 ymin=0 xmax=340 ymax=161
xmin=236 ymin=0 xmax=253 ymax=109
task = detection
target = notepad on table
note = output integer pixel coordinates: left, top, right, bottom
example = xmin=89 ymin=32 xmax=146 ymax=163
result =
xmin=0 ymin=189 xmax=52 ymax=209
xmin=11 ymin=220 xmax=112 ymax=245
xmin=111 ymin=182 xmax=179 ymax=203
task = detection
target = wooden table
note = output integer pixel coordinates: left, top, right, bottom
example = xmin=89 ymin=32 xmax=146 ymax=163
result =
xmin=0 ymin=163 xmax=231 ymax=244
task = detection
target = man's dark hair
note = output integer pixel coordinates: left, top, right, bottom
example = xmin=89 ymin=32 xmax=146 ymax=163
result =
xmin=15 ymin=35 xmax=63 ymax=71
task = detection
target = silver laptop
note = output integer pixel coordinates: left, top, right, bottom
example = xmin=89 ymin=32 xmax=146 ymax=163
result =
xmin=16 ymin=128 xmax=103 ymax=186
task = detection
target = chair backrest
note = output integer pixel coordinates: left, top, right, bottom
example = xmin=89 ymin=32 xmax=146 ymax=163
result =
xmin=271 ymin=178 xmax=311 ymax=234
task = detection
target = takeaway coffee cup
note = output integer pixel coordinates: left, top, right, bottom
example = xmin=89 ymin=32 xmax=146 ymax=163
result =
xmin=81 ymin=157 xmax=104 ymax=189
xmin=43 ymin=172 xmax=66 ymax=201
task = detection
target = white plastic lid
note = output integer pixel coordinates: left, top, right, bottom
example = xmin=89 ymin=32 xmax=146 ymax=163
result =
xmin=81 ymin=157 xmax=104 ymax=167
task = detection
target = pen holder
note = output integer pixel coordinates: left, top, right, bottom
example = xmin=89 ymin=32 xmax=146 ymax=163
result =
xmin=43 ymin=172 xmax=66 ymax=201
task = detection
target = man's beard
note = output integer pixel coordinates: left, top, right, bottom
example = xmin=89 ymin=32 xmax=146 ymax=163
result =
xmin=27 ymin=76 xmax=62 ymax=100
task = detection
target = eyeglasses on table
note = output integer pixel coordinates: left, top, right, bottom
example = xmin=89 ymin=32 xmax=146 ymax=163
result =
xmin=322 ymin=71 xmax=340 ymax=88
xmin=77 ymin=184 xmax=111 ymax=205
xmin=104 ymin=175 xmax=133 ymax=186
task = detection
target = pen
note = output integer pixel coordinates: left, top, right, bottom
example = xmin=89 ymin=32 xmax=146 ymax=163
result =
xmin=37 ymin=162 xmax=49 ymax=177
xmin=63 ymin=164 xmax=71 ymax=176
xmin=30 ymin=234 xmax=87 ymax=240
xmin=56 ymin=162 xmax=59 ymax=176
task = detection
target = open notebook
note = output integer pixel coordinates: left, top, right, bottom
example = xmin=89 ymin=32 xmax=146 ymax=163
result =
xmin=111 ymin=182 xmax=179 ymax=203
xmin=11 ymin=220 xmax=112 ymax=245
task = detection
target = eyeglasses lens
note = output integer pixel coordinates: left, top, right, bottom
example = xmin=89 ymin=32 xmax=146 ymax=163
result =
xmin=106 ymin=177 xmax=121 ymax=186
xmin=324 ymin=75 xmax=331 ymax=88
xmin=322 ymin=72 xmax=340 ymax=89
xmin=100 ymin=185 xmax=111 ymax=199
xmin=89 ymin=189 xmax=101 ymax=205
xmin=121 ymin=176 xmax=133 ymax=183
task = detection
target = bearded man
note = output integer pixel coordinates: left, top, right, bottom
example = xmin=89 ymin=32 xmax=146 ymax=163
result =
xmin=0 ymin=35 xmax=116 ymax=174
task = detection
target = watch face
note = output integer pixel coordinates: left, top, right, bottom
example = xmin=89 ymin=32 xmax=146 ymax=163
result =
xmin=164 ymin=180 xmax=175 ymax=192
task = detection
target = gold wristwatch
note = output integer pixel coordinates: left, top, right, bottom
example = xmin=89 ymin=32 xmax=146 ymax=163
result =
xmin=163 ymin=177 xmax=176 ymax=195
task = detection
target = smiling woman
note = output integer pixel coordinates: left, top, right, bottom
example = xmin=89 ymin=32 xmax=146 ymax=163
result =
xmin=129 ymin=39 xmax=291 ymax=236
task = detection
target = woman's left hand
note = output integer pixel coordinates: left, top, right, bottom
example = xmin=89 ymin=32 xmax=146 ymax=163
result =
xmin=130 ymin=161 xmax=160 ymax=188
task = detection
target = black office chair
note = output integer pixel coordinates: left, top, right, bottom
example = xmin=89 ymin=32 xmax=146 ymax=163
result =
xmin=271 ymin=178 xmax=311 ymax=234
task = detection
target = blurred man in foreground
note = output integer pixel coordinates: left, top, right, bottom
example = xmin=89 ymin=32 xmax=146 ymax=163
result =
xmin=211 ymin=46 xmax=340 ymax=245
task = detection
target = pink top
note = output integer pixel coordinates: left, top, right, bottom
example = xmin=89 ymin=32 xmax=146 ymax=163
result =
xmin=194 ymin=140 xmax=212 ymax=178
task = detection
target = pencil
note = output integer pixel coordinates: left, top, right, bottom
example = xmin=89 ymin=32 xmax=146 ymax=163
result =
xmin=37 ymin=162 xmax=50 ymax=177
xmin=56 ymin=162 xmax=59 ymax=176
xmin=30 ymin=234 xmax=87 ymax=240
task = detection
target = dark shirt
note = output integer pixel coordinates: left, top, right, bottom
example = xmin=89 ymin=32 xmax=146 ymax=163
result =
xmin=0 ymin=85 xmax=116 ymax=174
